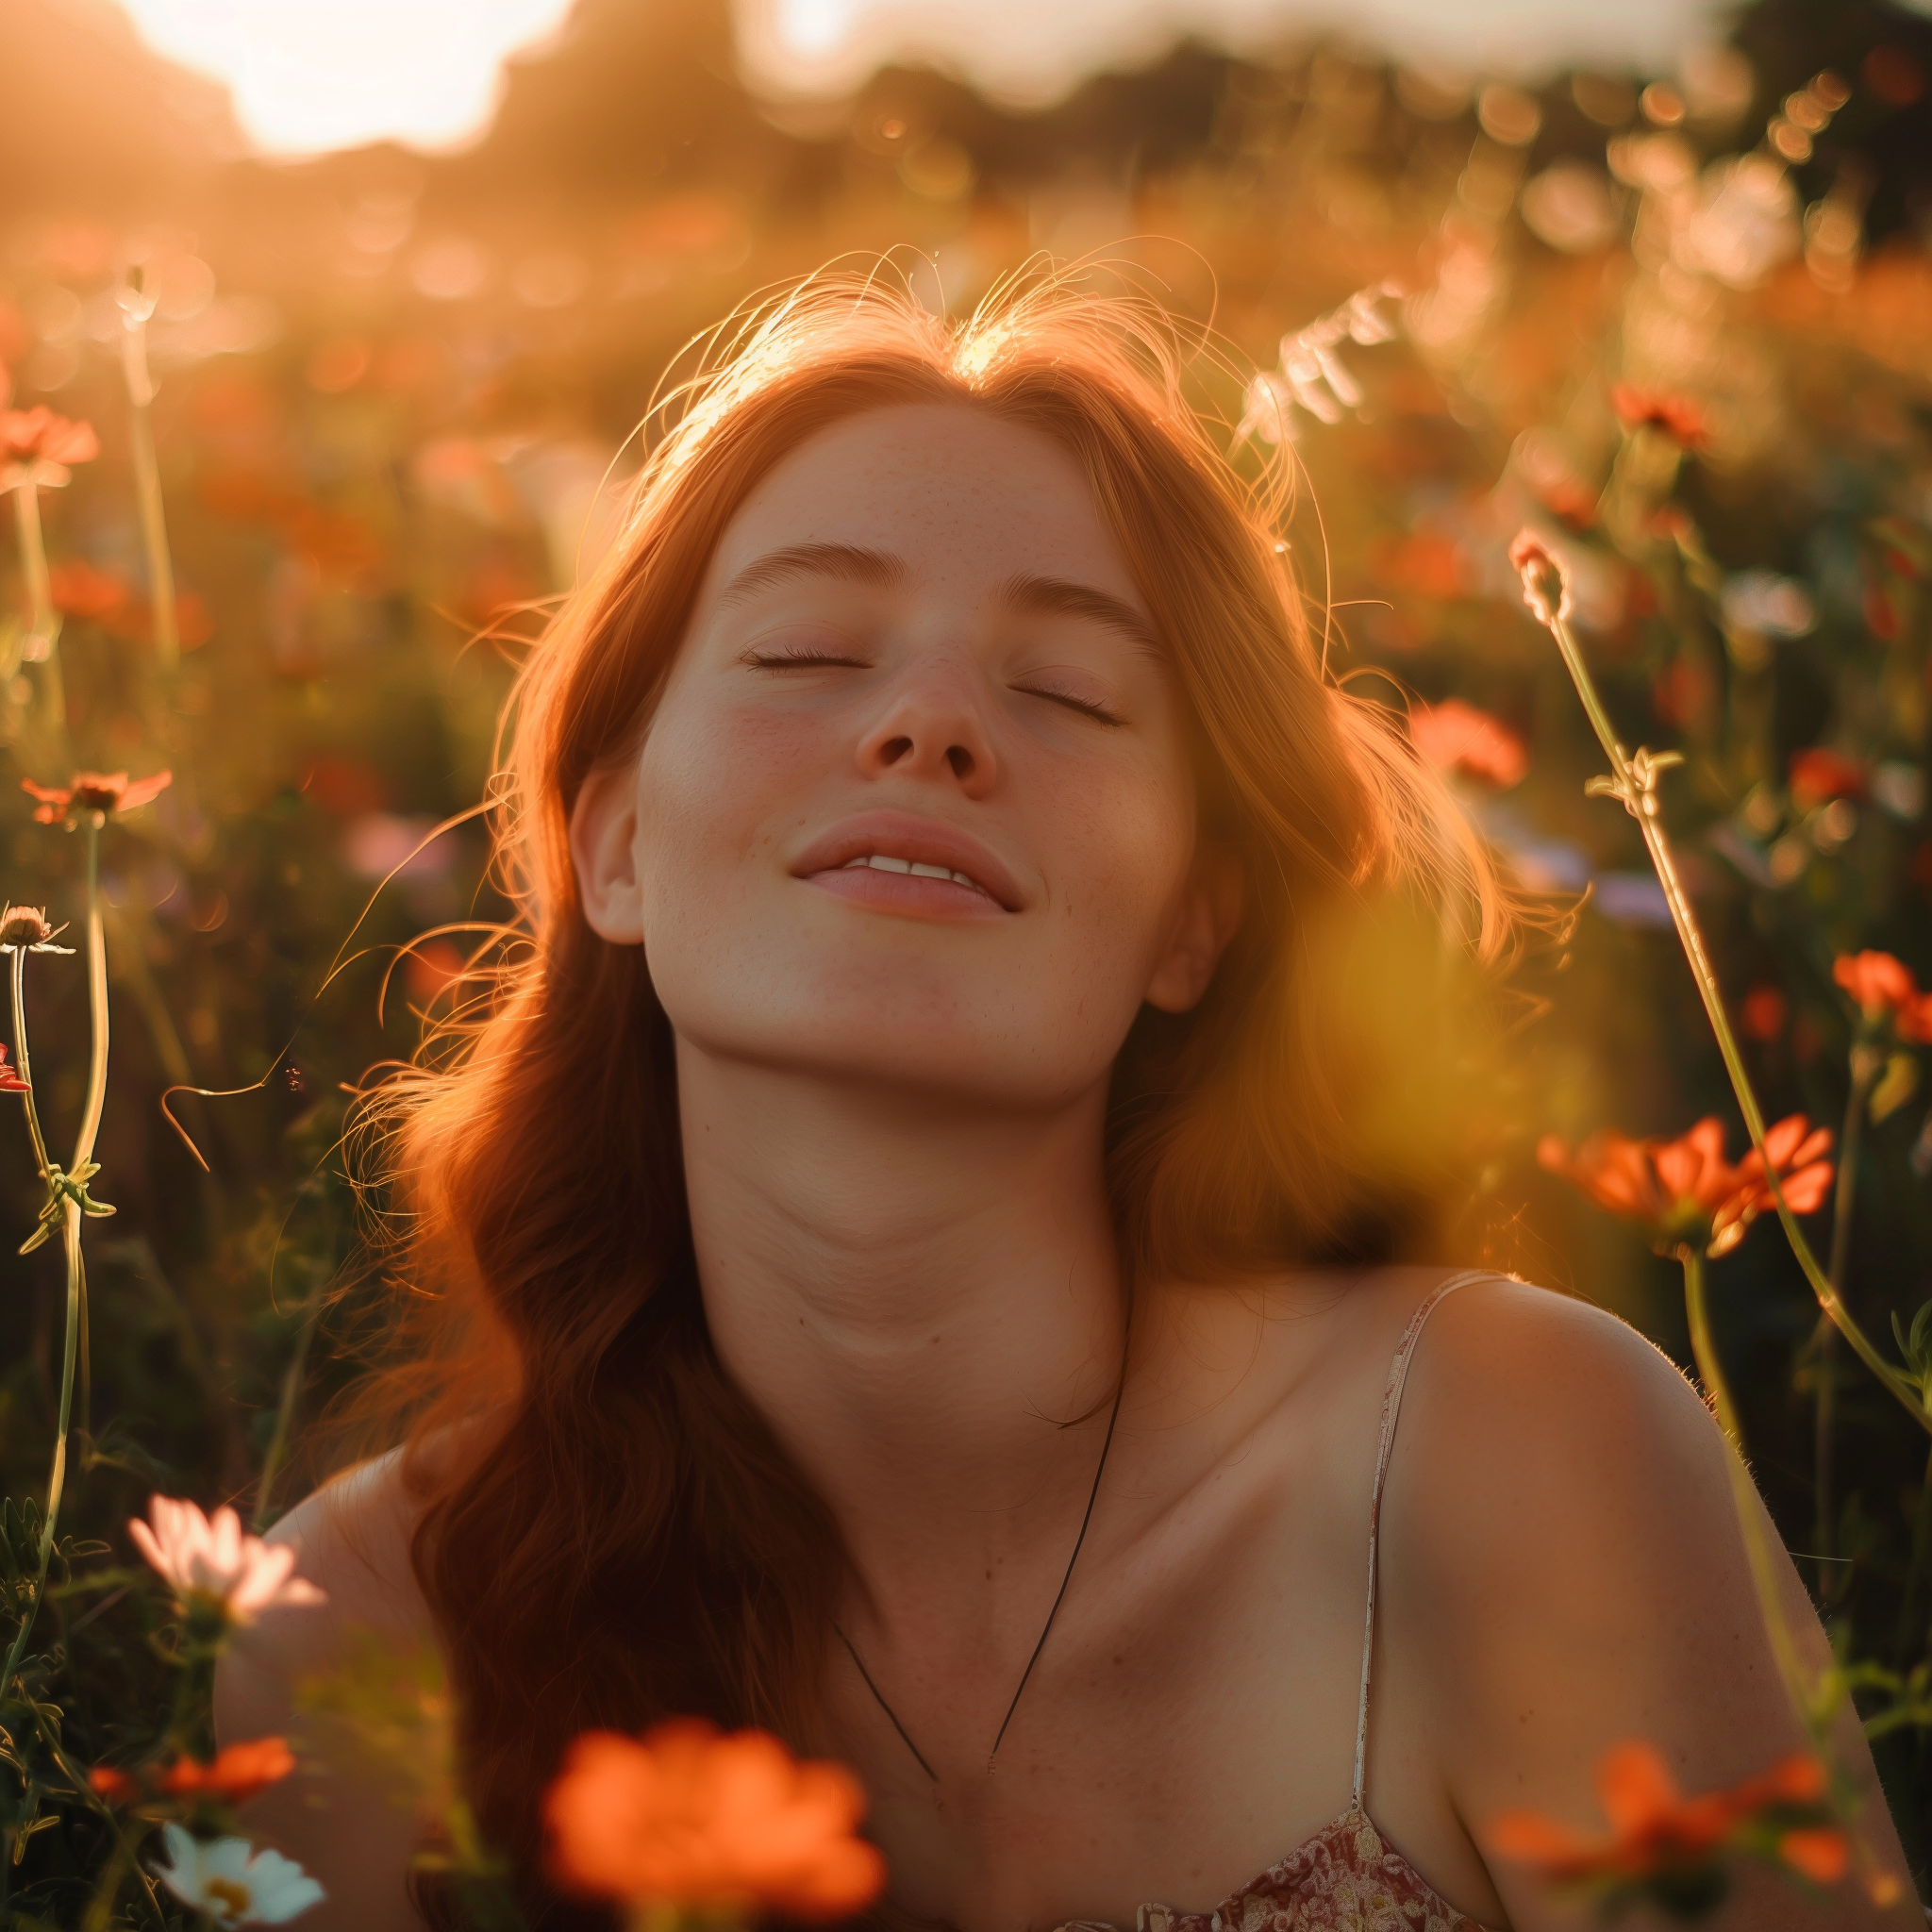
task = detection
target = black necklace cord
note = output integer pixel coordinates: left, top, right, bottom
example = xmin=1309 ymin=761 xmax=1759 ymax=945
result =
xmin=835 ymin=1623 xmax=941 ymax=1783
xmin=836 ymin=1292 xmax=1134 ymax=1784
xmin=983 ymin=1356 xmax=1128 ymax=1771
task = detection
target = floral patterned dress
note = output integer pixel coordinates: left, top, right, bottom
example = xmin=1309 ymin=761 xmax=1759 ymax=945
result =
xmin=1057 ymin=1274 xmax=1500 ymax=1932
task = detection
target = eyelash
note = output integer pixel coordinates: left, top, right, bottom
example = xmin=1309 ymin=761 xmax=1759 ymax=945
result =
xmin=743 ymin=644 xmax=870 ymax=671
xmin=743 ymin=649 xmax=1123 ymax=726
xmin=1013 ymin=683 xmax=1124 ymax=726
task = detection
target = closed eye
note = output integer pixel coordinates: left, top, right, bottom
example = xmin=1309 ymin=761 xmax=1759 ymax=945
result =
xmin=741 ymin=641 xmax=872 ymax=671
xmin=1011 ymin=681 xmax=1124 ymax=726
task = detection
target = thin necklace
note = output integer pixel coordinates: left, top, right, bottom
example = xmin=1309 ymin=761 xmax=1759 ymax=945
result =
xmin=834 ymin=1339 xmax=1129 ymax=1783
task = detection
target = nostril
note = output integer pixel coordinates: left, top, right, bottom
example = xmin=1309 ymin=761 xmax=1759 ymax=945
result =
xmin=879 ymin=735 xmax=914 ymax=765
xmin=945 ymin=745 xmax=974 ymax=779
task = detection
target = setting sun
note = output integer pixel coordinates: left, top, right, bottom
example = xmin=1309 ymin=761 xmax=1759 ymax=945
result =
xmin=109 ymin=0 xmax=576 ymax=154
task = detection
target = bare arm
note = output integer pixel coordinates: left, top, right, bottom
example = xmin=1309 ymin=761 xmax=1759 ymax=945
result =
xmin=214 ymin=1452 xmax=435 ymax=1932
xmin=1383 ymin=1281 xmax=1912 ymax=1931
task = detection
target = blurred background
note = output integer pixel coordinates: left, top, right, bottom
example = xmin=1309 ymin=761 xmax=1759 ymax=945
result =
xmin=5 ymin=0 xmax=1932 ymax=1902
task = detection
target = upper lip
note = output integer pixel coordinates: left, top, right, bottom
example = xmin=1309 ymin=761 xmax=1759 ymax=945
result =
xmin=791 ymin=811 xmax=1025 ymax=911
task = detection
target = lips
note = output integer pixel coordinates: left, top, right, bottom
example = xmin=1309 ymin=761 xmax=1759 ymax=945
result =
xmin=791 ymin=812 xmax=1024 ymax=912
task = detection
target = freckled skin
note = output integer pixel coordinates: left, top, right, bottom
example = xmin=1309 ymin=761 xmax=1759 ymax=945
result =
xmin=223 ymin=407 xmax=1908 ymax=1932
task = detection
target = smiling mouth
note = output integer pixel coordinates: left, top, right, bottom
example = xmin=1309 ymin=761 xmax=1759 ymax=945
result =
xmin=840 ymin=853 xmax=989 ymax=891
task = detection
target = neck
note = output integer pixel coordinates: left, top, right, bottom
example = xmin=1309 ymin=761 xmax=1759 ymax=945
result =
xmin=676 ymin=1041 xmax=1126 ymax=1605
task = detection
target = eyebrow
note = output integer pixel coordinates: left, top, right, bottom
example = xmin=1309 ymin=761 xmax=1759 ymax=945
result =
xmin=714 ymin=542 xmax=905 ymax=608
xmin=996 ymin=573 xmax=1164 ymax=659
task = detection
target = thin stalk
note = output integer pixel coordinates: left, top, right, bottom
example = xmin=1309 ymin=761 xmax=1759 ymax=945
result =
xmin=10 ymin=483 xmax=55 ymax=660
xmin=1537 ymin=590 xmax=1930 ymax=1430
xmin=254 ymin=1288 xmax=325 ymax=1530
xmin=1893 ymin=1440 xmax=1932 ymax=1666
xmin=1816 ymin=1050 xmax=1878 ymax=1593
xmin=0 ymin=822 xmax=109 ymax=1690
xmin=121 ymin=304 xmax=177 ymax=670
xmin=1681 ymin=1250 xmax=1815 ymax=1724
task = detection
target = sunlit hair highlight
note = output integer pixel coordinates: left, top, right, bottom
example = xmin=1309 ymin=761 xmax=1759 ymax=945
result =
xmin=354 ymin=265 xmax=1513 ymax=1924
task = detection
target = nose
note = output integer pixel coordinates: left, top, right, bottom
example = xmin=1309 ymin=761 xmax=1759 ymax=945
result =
xmin=856 ymin=667 xmax=999 ymax=797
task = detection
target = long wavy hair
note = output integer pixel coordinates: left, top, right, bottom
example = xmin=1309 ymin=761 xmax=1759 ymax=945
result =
xmin=356 ymin=269 xmax=1512 ymax=1924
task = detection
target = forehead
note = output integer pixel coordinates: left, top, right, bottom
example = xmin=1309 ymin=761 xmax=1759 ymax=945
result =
xmin=701 ymin=402 xmax=1144 ymax=607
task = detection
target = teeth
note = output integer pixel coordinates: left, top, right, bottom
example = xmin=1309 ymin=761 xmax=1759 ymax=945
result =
xmin=839 ymin=854 xmax=985 ymax=892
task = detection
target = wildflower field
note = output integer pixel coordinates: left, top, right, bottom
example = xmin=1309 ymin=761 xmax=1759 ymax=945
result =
xmin=5 ymin=0 xmax=1932 ymax=1918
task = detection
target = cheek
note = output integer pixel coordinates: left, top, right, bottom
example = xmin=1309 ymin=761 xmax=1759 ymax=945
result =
xmin=633 ymin=691 xmax=820 ymax=904
xmin=1033 ymin=745 xmax=1197 ymax=985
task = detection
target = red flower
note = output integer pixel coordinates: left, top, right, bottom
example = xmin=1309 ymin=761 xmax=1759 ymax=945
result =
xmin=1740 ymin=984 xmax=1786 ymax=1041
xmin=48 ymin=559 xmax=132 ymax=622
xmin=0 ymin=1044 xmax=28 ymax=1095
xmin=1409 ymin=698 xmax=1528 ymax=789
xmin=21 ymin=769 xmax=172 ymax=827
xmin=1611 ymin=383 xmax=1710 ymax=449
xmin=1490 ymin=1740 xmax=1844 ymax=1909
xmin=1789 ymin=747 xmax=1866 ymax=811
xmin=545 ymin=1721 xmax=887 ymax=1919
xmin=90 ymin=1737 xmax=295 ymax=1808
xmin=1719 ymin=1115 xmax=1835 ymax=1252
xmin=1833 ymin=950 xmax=1932 ymax=1043
xmin=0 ymin=406 xmax=99 ymax=473
xmin=1539 ymin=1114 xmax=1832 ymax=1259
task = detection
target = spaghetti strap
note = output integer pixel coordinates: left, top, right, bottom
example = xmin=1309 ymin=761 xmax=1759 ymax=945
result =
xmin=1350 ymin=1270 xmax=1507 ymax=1809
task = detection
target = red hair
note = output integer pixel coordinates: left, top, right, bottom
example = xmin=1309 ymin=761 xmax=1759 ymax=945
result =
xmin=357 ymin=271 xmax=1510 ymax=1923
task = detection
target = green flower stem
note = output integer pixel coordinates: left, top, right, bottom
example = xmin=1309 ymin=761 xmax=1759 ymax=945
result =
xmin=1535 ymin=587 xmax=1931 ymax=1432
xmin=10 ymin=946 xmax=55 ymax=1184
xmin=1815 ymin=1048 xmax=1880 ymax=1594
xmin=1 ymin=822 xmax=110 ymax=1692
xmin=254 ymin=1288 xmax=324 ymax=1530
xmin=1680 ymin=1249 xmax=1815 ymax=1725
xmin=120 ymin=308 xmax=178 ymax=671
xmin=10 ymin=482 xmax=56 ymax=659
xmin=1893 ymin=1440 xmax=1932 ymax=1665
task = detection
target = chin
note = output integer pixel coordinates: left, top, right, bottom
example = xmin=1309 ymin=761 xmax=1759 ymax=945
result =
xmin=671 ymin=991 xmax=1115 ymax=1110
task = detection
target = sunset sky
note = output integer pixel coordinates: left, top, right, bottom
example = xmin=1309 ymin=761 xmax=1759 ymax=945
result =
xmin=109 ymin=0 xmax=1725 ymax=157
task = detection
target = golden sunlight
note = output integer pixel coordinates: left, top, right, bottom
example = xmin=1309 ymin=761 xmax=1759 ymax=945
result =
xmin=108 ymin=0 xmax=577 ymax=154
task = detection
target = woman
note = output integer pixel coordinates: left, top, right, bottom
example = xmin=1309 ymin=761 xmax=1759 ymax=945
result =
xmin=217 ymin=275 xmax=1907 ymax=1930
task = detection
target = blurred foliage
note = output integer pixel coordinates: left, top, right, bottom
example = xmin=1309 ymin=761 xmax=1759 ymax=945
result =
xmin=5 ymin=0 xmax=1932 ymax=1916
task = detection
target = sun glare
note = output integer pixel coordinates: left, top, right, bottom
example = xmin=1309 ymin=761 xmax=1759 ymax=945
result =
xmin=109 ymin=0 xmax=579 ymax=156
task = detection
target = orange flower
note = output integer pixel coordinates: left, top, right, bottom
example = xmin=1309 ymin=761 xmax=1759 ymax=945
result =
xmin=48 ymin=558 xmax=132 ymax=622
xmin=1717 ymin=1114 xmax=1836 ymax=1253
xmin=1409 ymin=699 xmax=1528 ymax=790
xmin=545 ymin=1721 xmax=886 ymax=1920
xmin=1789 ymin=747 xmax=1866 ymax=811
xmin=90 ymin=1738 xmax=294 ymax=1808
xmin=1611 ymin=383 xmax=1710 ymax=449
xmin=1490 ymin=1741 xmax=1843 ymax=1913
xmin=22 ymin=768 xmax=172 ymax=827
xmin=1539 ymin=1114 xmax=1832 ymax=1259
xmin=0 ymin=1044 xmax=27 ymax=1095
xmin=1833 ymin=950 xmax=1932 ymax=1043
xmin=0 ymin=405 xmax=99 ymax=472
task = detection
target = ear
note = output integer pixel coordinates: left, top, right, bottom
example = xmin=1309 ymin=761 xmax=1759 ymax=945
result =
xmin=570 ymin=762 xmax=645 ymax=945
xmin=1143 ymin=844 xmax=1244 ymax=1015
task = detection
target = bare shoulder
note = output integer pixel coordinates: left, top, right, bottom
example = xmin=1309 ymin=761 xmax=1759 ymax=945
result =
xmin=1374 ymin=1275 xmax=1750 ymax=1637
xmin=1370 ymin=1276 xmax=1907 ymax=1927
xmin=216 ymin=1446 xmax=434 ymax=1727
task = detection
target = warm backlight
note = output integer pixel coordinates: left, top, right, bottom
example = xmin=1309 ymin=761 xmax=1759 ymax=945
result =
xmin=109 ymin=0 xmax=578 ymax=155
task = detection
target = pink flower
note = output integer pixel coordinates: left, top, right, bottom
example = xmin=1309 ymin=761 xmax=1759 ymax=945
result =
xmin=129 ymin=1497 xmax=325 ymax=1625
